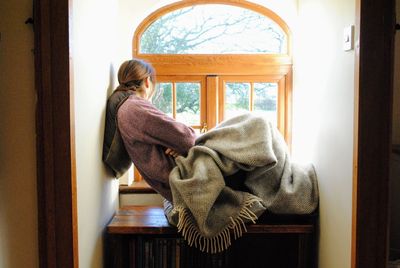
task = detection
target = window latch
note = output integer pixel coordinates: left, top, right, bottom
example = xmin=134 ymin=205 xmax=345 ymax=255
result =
xmin=200 ymin=122 xmax=208 ymax=134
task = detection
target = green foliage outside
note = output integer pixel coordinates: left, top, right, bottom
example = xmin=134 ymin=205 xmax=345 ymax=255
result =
xmin=153 ymin=83 xmax=200 ymax=125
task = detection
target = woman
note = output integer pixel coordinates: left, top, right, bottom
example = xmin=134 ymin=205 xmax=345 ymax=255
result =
xmin=116 ymin=59 xmax=196 ymax=201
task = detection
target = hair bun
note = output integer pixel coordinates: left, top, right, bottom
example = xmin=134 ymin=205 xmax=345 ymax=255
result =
xmin=124 ymin=80 xmax=142 ymax=88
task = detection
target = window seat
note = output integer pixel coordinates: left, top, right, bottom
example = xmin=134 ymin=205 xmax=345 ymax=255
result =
xmin=106 ymin=206 xmax=318 ymax=268
xmin=120 ymin=180 xmax=156 ymax=194
xmin=119 ymin=181 xmax=164 ymax=207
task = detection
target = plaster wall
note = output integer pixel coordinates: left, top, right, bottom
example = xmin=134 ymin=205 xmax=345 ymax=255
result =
xmin=0 ymin=0 xmax=38 ymax=267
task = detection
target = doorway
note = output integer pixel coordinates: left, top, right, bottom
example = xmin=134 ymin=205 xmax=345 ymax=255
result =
xmin=33 ymin=0 xmax=396 ymax=267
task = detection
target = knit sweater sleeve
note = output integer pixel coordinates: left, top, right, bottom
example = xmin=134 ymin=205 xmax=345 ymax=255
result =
xmin=118 ymin=97 xmax=196 ymax=155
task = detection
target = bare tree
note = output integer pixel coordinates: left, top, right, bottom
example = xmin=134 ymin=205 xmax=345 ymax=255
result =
xmin=145 ymin=5 xmax=283 ymax=117
xmin=141 ymin=6 xmax=285 ymax=54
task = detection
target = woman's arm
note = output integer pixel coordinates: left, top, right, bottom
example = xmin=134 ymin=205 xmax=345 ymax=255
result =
xmin=118 ymin=97 xmax=196 ymax=155
xmin=140 ymin=106 xmax=196 ymax=155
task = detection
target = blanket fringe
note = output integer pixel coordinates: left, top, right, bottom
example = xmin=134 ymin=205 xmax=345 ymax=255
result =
xmin=173 ymin=195 xmax=262 ymax=254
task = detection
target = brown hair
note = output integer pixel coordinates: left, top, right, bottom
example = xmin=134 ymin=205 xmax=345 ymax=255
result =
xmin=116 ymin=58 xmax=156 ymax=92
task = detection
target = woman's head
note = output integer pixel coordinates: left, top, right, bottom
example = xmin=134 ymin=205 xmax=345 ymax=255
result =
xmin=117 ymin=58 xmax=156 ymax=99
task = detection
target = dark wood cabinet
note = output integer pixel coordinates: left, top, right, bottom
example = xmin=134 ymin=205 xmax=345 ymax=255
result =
xmin=106 ymin=206 xmax=317 ymax=268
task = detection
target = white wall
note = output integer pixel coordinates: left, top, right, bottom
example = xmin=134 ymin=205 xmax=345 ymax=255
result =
xmin=71 ymin=0 xmax=120 ymax=266
xmin=0 ymin=0 xmax=38 ymax=267
xmin=293 ymin=0 xmax=355 ymax=267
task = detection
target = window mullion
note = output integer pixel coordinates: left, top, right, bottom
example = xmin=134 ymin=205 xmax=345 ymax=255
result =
xmin=218 ymin=78 xmax=225 ymax=123
xmin=172 ymin=83 xmax=177 ymax=119
xmin=250 ymin=82 xmax=254 ymax=111
xmin=277 ymin=77 xmax=286 ymax=136
xmin=206 ymin=76 xmax=218 ymax=129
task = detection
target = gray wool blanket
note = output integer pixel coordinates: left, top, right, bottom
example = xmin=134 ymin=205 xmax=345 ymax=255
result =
xmin=164 ymin=113 xmax=319 ymax=253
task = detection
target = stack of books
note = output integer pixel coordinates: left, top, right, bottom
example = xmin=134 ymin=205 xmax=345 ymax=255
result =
xmin=131 ymin=236 xmax=229 ymax=268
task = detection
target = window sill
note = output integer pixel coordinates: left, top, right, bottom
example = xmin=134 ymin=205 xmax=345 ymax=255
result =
xmin=119 ymin=180 xmax=156 ymax=194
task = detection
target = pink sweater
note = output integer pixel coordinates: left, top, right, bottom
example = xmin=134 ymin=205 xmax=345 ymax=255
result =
xmin=117 ymin=95 xmax=196 ymax=201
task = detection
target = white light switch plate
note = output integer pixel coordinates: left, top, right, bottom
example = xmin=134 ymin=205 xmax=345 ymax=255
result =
xmin=343 ymin=25 xmax=354 ymax=51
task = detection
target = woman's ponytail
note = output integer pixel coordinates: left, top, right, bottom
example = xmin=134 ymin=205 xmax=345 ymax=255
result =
xmin=116 ymin=58 xmax=156 ymax=92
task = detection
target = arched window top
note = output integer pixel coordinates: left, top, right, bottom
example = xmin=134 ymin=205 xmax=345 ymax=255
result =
xmin=134 ymin=2 xmax=290 ymax=55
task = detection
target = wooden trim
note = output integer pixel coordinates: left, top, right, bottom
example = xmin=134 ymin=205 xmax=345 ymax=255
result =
xmin=140 ymin=54 xmax=292 ymax=76
xmin=200 ymin=77 xmax=208 ymax=130
xmin=119 ymin=181 xmax=156 ymax=194
xmin=351 ymin=1 xmax=361 ymax=267
xmin=134 ymin=168 xmax=142 ymax=182
xmin=277 ymin=77 xmax=286 ymax=137
xmin=34 ymin=0 xmax=78 ymax=267
xmin=285 ymin=69 xmax=293 ymax=149
xmin=217 ymin=75 xmax=289 ymax=141
xmin=351 ymin=0 xmax=395 ymax=267
xmin=206 ymin=76 xmax=219 ymax=129
xmin=157 ymin=75 xmax=206 ymax=129
xmin=218 ymin=75 xmax=284 ymax=83
xmin=218 ymin=79 xmax=226 ymax=122
xmin=133 ymin=0 xmax=292 ymax=56
xmin=249 ymin=82 xmax=254 ymax=111
xmin=69 ymin=37 xmax=79 ymax=268
xmin=107 ymin=206 xmax=314 ymax=235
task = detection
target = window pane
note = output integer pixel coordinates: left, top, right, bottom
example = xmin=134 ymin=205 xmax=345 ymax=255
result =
xmin=225 ymin=83 xmax=250 ymax=119
xmin=176 ymin=83 xmax=200 ymax=125
xmin=152 ymin=83 xmax=173 ymax=117
xmin=253 ymin=83 xmax=278 ymax=126
xmin=140 ymin=4 xmax=287 ymax=54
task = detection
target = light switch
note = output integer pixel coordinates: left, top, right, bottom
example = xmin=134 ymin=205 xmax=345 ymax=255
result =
xmin=343 ymin=25 xmax=354 ymax=51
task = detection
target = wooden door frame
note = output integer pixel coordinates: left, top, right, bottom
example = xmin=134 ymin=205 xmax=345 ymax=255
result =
xmin=34 ymin=0 xmax=78 ymax=267
xmin=351 ymin=0 xmax=396 ymax=267
xmin=33 ymin=0 xmax=395 ymax=267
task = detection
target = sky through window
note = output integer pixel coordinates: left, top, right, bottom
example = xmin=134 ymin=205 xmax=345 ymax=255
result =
xmin=140 ymin=4 xmax=287 ymax=54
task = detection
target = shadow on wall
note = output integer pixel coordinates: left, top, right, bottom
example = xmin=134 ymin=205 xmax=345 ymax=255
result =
xmin=101 ymin=62 xmax=118 ymax=179
xmin=89 ymin=63 xmax=119 ymax=268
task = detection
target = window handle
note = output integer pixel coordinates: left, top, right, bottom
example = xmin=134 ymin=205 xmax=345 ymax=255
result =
xmin=200 ymin=122 xmax=208 ymax=133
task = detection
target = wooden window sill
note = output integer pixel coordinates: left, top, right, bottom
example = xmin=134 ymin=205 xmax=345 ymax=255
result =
xmin=119 ymin=180 xmax=156 ymax=194
xmin=107 ymin=205 xmax=316 ymax=234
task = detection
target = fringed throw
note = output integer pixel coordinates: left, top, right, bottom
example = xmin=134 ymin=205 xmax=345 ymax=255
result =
xmin=165 ymin=113 xmax=319 ymax=253
xmin=172 ymin=194 xmax=262 ymax=253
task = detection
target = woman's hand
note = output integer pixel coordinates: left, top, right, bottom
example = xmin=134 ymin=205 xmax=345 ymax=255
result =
xmin=165 ymin=148 xmax=180 ymax=158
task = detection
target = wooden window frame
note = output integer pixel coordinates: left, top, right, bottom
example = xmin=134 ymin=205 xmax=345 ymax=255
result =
xmin=133 ymin=1 xmax=293 ymax=143
xmin=131 ymin=0 xmax=293 ymax=182
xmin=218 ymin=75 xmax=291 ymax=143
xmin=132 ymin=0 xmax=292 ymax=57
xmin=156 ymin=75 xmax=207 ymax=131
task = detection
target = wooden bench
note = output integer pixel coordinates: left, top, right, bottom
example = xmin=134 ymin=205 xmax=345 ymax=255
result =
xmin=106 ymin=206 xmax=317 ymax=268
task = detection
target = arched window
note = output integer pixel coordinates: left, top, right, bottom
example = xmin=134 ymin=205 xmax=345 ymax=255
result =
xmin=133 ymin=0 xmax=292 ymax=143
xmin=139 ymin=4 xmax=287 ymax=54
